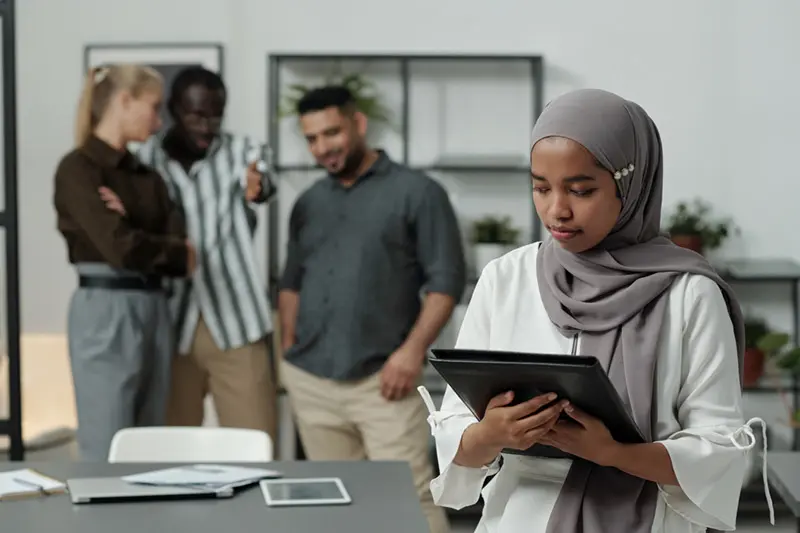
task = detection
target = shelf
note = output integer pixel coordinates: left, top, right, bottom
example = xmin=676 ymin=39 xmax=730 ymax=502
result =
xmin=744 ymin=384 xmax=799 ymax=394
xmin=267 ymin=52 xmax=545 ymax=314
xmin=278 ymin=165 xmax=530 ymax=175
xmin=273 ymin=53 xmax=542 ymax=63
xmin=715 ymin=258 xmax=800 ymax=282
xmin=276 ymin=164 xmax=531 ymax=174
xmin=416 ymin=165 xmax=529 ymax=174
xmin=422 ymin=154 xmax=529 ymax=173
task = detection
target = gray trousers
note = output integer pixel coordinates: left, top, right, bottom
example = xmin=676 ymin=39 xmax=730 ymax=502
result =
xmin=67 ymin=263 xmax=174 ymax=461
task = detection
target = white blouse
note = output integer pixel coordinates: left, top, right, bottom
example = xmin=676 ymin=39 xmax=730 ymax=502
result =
xmin=421 ymin=243 xmax=773 ymax=533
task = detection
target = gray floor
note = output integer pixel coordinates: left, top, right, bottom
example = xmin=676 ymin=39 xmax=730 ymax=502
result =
xmin=2 ymin=440 xmax=795 ymax=532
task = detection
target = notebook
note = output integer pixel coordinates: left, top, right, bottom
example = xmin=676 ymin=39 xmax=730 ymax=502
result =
xmin=0 ymin=469 xmax=66 ymax=500
xmin=428 ymin=348 xmax=645 ymax=459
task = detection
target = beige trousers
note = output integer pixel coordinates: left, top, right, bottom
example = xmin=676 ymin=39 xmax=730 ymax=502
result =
xmin=166 ymin=317 xmax=278 ymax=443
xmin=281 ymin=360 xmax=450 ymax=533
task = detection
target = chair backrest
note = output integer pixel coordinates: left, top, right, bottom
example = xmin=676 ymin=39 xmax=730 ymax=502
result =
xmin=108 ymin=427 xmax=273 ymax=463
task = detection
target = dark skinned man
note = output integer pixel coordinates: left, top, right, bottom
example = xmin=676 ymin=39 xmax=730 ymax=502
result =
xmin=103 ymin=67 xmax=278 ymax=442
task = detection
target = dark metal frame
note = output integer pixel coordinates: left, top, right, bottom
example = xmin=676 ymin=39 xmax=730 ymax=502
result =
xmin=729 ymin=271 xmax=800 ymax=451
xmin=266 ymin=53 xmax=545 ymax=307
xmin=0 ymin=0 xmax=22 ymax=460
xmin=82 ymin=42 xmax=225 ymax=76
xmin=267 ymin=53 xmax=543 ymax=464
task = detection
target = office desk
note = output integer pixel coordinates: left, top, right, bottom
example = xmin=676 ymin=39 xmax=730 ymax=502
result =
xmin=766 ymin=452 xmax=800 ymax=532
xmin=0 ymin=460 xmax=428 ymax=533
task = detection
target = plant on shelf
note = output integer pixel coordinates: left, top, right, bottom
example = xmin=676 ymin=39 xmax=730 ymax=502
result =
xmin=278 ymin=72 xmax=393 ymax=126
xmin=743 ymin=317 xmax=770 ymax=387
xmin=472 ymin=216 xmax=520 ymax=245
xmin=470 ymin=216 xmax=520 ymax=276
xmin=756 ymin=331 xmax=800 ymax=426
xmin=664 ymin=199 xmax=737 ymax=255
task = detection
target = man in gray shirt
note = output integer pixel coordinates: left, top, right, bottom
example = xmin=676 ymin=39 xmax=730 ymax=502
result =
xmin=279 ymin=86 xmax=465 ymax=533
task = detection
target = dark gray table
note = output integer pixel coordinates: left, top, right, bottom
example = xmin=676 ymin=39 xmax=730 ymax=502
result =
xmin=766 ymin=452 xmax=800 ymax=532
xmin=0 ymin=461 xmax=428 ymax=533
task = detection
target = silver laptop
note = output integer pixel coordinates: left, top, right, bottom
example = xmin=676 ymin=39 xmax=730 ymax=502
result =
xmin=67 ymin=477 xmax=234 ymax=504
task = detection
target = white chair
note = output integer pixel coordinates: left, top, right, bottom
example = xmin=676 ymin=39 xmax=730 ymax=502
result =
xmin=107 ymin=427 xmax=273 ymax=463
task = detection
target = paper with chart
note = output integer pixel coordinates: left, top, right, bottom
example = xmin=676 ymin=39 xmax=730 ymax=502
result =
xmin=0 ymin=469 xmax=66 ymax=499
xmin=121 ymin=464 xmax=282 ymax=490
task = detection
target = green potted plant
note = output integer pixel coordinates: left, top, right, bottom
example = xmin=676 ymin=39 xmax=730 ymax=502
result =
xmin=743 ymin=317 xmax=770 ymax=387
xmin=471 ymin=216 xmax=520 ymax=276
xmin=664 ymin=199 xmax=736 ymax=255
xmin=756 ymin=331 xmax=800 ymax=427
xmin=278 ymin=72 xmax=392 ymax=127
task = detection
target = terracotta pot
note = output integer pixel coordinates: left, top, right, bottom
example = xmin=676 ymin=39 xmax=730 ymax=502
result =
xmin=671 ymin=234 xmax=704 ymax=255
xmin=742 ymin=348 xmax=765 ymax=387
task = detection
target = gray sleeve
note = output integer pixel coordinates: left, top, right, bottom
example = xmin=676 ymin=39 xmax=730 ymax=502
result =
xmin=412 ymin=178 xmax=467 ymax=301
xmin=279 ymin=194 xmax=305 ymax=291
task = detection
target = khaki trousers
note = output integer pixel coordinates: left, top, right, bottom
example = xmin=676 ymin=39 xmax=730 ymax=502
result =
xmin=281 ymin=360 xmax=450 ymax=533
xmin=166 ymin=317 xmax=278 ymax=443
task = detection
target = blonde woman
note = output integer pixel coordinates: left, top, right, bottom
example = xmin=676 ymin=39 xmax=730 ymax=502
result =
xmin=53 ymin=65 xmax=195 ymax=461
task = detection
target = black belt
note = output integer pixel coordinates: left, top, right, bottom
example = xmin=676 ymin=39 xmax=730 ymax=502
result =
xmin=79 ymin=275 xmax=164 ymax=292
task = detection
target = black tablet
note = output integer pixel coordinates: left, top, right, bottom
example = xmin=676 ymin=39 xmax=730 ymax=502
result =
xmin=429 ymin=348 xmax=645 ymax=459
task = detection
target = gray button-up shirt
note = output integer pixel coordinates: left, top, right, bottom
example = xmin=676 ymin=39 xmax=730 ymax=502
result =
xmin=280 ymin=151 xmax=466 ymax=380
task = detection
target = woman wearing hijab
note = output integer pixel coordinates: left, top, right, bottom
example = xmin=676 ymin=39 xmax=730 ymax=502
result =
xmin=422 ymin=89 xmax=770 ymax=532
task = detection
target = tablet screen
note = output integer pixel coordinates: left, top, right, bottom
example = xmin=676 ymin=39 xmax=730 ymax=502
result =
xmin=260 ymin=478 xmax=351 ymax=506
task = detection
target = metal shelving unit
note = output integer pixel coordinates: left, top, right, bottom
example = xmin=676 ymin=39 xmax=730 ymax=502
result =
xmin=265 ymin=53 xmax=545 ymax=307
xmin=0 ymin=0 xmax=22 ymax=461
xmin=717 ymin=258 xmax=800 ymax=451
xmin=265 ymin=51 xmax=544 ymax=481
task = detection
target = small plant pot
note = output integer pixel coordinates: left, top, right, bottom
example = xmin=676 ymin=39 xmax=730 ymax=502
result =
xmin=473 ymin=243 xmax=511 ymax=276
xmin=742 ymin=348 xmax=765 ymax=387
xmin=671 ymin=234 xmax=704 ymax=255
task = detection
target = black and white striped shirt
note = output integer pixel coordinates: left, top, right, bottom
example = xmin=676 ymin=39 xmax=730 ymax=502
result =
xmin=137 ymin=133 xmax=274 ymax=353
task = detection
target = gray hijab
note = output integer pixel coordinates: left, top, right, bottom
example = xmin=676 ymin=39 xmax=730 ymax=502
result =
xmin=531 ymin=89 xmax=745 ymax=533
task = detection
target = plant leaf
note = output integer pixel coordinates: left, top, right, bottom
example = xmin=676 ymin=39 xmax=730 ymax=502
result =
xmin=777 ymin=347 xmax=800 ymax=374
xmin=278 ymin=72 xmax=393 ymax=127
xmin=756 ymin=332 xmax=791 ymax=353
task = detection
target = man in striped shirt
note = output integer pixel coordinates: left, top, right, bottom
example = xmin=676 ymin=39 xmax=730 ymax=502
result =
xmin=130 ymin=67 xmax=277 ymax=440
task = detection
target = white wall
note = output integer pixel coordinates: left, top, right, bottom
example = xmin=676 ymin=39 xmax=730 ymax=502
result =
xmin=10 ymin=0 xmax=800 ymax=336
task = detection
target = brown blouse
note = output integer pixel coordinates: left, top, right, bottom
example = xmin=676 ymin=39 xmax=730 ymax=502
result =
xmin=53 ymin=135 xmax=189 ymax=277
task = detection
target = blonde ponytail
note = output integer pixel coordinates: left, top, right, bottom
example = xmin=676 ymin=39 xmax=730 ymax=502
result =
xmin=74 ymin=67 xmax=102 ymax=147
xmin=73 ymin=64 xmax=163 ymax=148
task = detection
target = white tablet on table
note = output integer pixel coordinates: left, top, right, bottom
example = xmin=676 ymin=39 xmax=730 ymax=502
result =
xmin=260 ymin=477 xmax=351 ymax=506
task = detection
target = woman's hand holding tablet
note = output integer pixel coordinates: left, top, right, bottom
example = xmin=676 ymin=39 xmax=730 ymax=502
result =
xmin=454 ymin=391 xmax=569 ymax=468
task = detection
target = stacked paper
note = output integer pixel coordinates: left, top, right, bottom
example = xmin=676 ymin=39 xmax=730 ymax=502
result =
xmin=121 ymin=464 xmax=282 ymax=491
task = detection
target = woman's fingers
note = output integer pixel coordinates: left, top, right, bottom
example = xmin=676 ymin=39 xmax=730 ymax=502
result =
xmin=518 ymin=400 xmax=568 ymax=433
xmin=486 ymin=391 xmax=515 ymax=411
xmin=507 ymin=392 xmax=558 ymax=419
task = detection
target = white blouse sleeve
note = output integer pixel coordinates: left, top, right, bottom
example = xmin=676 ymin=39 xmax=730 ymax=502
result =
xmin=657 ymin=275 xmax=773 ymax=530
xmin=418 ymin=263 xmax=501 ymax=510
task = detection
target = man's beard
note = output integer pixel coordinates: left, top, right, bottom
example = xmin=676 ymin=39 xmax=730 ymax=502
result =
xmin=330 ymin=145 xmax=367 ymax=178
